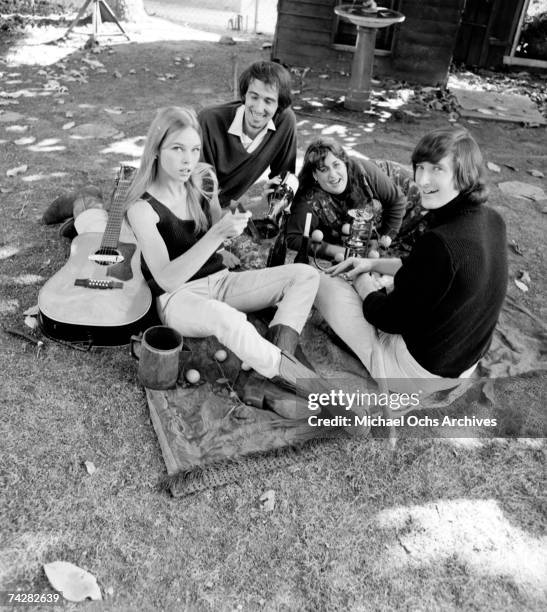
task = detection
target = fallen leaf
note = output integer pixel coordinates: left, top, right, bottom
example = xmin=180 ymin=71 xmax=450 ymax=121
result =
xmin=518 ymin=270 xmax=531 ymax=284
xmin=23 ymin=304 xmax=39 ymax=316
xmin=215 ymin=378 xmax=229 ymax=384
xmin=509 ymin=240 xmax=523 ymax=255
xmin=259 ymin=489 xmax=276 ymax=512
xmin=477 ymin=108 xmax=494 ymax=115
xmin=6 ymin=164 xmax=28 ymax=177
xmin=24 ymin=316 xmax=38 ymax=330
xmin=113 ymin=71 xmax=122 ymax=78
xmin=44 ymin=79 xmax=61 ymax=90
xmin=84 ymin=460 xmax=96 ymax=475
xmin=103 ymin=107 xmax=123 ymax=114
xmin=514 ymin=279 xmax=529 ymax=293
xmin=81 ymin=57 xmax=104 ymax=69
xmin=504 ymin=164 xmax=518 ymax=172
xmin=44 ymin=561 xmax=102 ymax=602
xmin=62 ymin=121 xmax=75 ymax=130
xmin=65 ymin=110 xmax=73 ymax=118
xmin=528 ymin=169 xmax=544 ymax=178
xmin=486 ymin=162 xmax=501 ymax=173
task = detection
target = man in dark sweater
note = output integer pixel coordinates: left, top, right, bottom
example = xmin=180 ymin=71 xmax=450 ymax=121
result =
xmin=315 ymin=127 xmax=508 ymax=391
xmin=198 ymin=61 xmax=297 ymax=208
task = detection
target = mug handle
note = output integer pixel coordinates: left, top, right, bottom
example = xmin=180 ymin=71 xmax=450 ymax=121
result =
xmin=130 ymin=335 xmax=142 ymax=360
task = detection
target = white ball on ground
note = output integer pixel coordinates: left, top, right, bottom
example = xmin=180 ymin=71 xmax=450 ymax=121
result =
xmin=185 ymin=369 xmax=200 ymax=384
xmin=241 ymin=362 xmax=252 ymax=371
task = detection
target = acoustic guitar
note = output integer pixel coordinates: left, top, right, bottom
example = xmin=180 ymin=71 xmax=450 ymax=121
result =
xmin=38 ymin=165 xmax=153 ymax=346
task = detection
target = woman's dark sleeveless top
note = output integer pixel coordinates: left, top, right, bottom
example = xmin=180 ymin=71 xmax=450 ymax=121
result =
xmin=140 ymin=192 xmax=225 ymax=296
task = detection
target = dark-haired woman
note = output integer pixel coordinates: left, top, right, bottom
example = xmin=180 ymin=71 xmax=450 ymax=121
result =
xmin=315 ymin=128 xmax=508 ymax=393
xmin=286 ymin=138 xmax=413 ymax=259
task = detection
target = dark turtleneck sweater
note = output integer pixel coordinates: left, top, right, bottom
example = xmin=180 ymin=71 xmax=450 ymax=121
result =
xmin=363 ymin=193 xmax=508 ymax=377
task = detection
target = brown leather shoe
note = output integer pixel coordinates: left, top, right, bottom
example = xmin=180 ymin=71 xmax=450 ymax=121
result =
xmin=275 ymin=351 xmax=370 ymax=437
xmin=241 ymin=324 xmax=301 ymax=408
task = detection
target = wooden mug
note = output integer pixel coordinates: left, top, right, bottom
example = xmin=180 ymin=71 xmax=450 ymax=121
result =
xmin=130 ymin=325 xmax=185 ymax=390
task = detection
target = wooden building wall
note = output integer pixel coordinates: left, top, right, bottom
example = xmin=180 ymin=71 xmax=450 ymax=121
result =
xmin=453 ymin=0 xmax=526 ymax=67
xmin=273 ymin=0 xmax=468 ymax=86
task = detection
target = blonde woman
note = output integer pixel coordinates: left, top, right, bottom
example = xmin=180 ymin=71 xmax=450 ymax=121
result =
xmin=124 ymin=106 xmax=329 ymax=417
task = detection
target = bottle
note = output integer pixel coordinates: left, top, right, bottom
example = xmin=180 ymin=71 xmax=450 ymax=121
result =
xmin=266 ymin=215 xmax=288 ymax=267
xmin=294 ymin=212 xmax=312 ymax=264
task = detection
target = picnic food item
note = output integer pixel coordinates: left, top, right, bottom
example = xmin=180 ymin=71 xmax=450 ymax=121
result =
xmin=214 ymin=349 xmax=228 ymax=362
xmin=185 ymin=369 xmax=201 ymax=384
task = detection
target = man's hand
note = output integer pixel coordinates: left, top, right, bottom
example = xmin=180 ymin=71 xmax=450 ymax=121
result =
xmin=353 ymin=272 xmax=383 ymax=300
xmin=327 ymin=257 xmax=375 ymax=280
xmin=262 ymin=176 xmax=283 ymax=200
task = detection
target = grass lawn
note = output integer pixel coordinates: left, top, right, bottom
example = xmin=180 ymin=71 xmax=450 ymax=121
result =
xmin=1 ymin=5 xmax=546 ymax=611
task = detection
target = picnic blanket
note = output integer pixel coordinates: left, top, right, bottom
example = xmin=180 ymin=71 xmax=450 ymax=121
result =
xmin=144 ymin=238 xmax=547 ymax=496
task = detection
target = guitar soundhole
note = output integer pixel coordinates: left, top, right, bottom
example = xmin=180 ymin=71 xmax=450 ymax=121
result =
xmin=89 ymin=247 xmax=124 ymax=266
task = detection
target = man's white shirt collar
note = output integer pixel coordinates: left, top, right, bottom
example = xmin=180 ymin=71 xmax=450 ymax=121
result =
xmin=228 ymin=105 xmax=276 ymax=153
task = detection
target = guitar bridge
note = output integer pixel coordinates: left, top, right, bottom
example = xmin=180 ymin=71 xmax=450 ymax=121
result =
xmin=75 ymin=278 xmax=123 ymax=290
xmin=89 ymin=252 xmax=124 ymax=265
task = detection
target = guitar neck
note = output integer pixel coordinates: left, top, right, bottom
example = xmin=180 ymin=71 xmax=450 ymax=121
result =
xmin=100 ymin=165 xmax=136 ymax=249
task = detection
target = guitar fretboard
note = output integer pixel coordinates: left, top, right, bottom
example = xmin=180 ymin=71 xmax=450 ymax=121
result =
xmin=99 ymin=165 xmax=136 ymax=251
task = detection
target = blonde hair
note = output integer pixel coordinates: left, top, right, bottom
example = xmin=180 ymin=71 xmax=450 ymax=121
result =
xmin=125 ymin=106 xmax=220 ymax=233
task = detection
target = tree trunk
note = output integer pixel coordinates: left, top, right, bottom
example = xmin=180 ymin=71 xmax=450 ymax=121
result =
xmin=106 ymin=0 xmax=147 ymax=23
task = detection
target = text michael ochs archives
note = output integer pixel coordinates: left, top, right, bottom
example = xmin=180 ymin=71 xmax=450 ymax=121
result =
xmin=306 ymin=390 xmax=498 ymax=428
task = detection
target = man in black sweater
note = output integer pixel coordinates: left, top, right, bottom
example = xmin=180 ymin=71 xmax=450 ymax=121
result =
xmin=315 ymin=127 xmax=508 ymax=391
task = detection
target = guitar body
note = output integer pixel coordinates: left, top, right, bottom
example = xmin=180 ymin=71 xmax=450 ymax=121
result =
xmin=39 ymin=233 xmax=154 ymax=346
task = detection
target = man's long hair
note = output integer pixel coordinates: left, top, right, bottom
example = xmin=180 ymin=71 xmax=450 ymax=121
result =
xmin=411 ymin=127 xmax=488 ymax=204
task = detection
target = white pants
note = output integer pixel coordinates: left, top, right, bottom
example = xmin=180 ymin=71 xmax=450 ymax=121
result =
xmin=315 ymin=274 xmax=476 ymax=394
xmin=158 ymin=266 xmax=320 ymax=378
